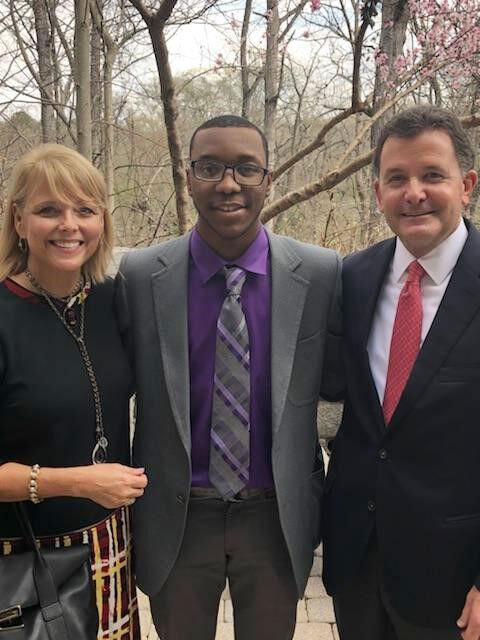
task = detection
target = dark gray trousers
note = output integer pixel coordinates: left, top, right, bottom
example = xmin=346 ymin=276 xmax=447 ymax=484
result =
xmin=333 ymin=536 xmax=461 ymax=640
xmin=150 ymin=495 xmax=297 ymax=640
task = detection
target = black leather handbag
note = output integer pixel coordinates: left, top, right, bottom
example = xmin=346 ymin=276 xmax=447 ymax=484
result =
xmin=0 ymin=503 xmax=98 ymax=639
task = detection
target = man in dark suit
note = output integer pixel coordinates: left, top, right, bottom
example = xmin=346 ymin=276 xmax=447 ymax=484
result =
xmin=323 ymin=105 xmax=480 ymax=640
xmin=117 ymin=115 xmax=341 ymax=639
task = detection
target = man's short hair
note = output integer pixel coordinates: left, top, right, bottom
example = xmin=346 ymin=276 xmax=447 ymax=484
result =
xmin=189 ymin=115 xmax=269 ymax=166
xmin=373 ymin=105 xmax=475 ymax=176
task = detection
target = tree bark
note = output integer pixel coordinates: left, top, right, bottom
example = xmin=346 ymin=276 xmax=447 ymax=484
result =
xmin=150 ymin=25 xmax=188 ymax=234
xmin=371 ymin=0 xmax=409 ymax=142
xmin=90 ymin=0 xmax=103 ymax=167
xmin=75 ymin=0 xmax=92 ymax=159
xmin=103 ymin=49 xmax=116 ymax=213
xmin=365 ymin=0 xmax=408 ymax=242
xmin=240 ymin=0 xmax=253 ymax=118
xmin=264 ymin=0 xmax=280 ymax=171
xmin=32 ymin=0 xmax=55 ymax=142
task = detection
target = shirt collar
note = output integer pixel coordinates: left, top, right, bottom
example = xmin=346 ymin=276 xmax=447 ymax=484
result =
xmin=391 ymin=218 xmax=468 ymax=285
xmin=190 ymin=226 xmax=269 ymax=284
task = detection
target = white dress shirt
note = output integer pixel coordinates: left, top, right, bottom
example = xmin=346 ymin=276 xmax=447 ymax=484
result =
xmin=367 ymin=219 xmax=468 ymax=404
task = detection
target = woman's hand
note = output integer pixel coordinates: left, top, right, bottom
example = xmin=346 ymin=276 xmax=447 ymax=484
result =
xmin=73 ymin=464 xmax=148 ymax=508
xmin=0 ymin=462 xmax=148 ymax=506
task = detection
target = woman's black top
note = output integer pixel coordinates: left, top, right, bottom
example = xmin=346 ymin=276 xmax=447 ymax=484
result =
xmin=0 ymin=278 xmax=133 ymax=537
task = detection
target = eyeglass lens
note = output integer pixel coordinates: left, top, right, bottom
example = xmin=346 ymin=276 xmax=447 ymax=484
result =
xmin=193 ymin=160 xmax=265 ymax=185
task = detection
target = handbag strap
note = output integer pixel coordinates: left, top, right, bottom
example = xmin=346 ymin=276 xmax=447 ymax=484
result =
xmin=13 ymin=503 xmax=70 ymax=640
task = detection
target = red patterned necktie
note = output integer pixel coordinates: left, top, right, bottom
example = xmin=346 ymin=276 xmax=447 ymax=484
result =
xmin=382 ymin=260 xmax=425 ymax=425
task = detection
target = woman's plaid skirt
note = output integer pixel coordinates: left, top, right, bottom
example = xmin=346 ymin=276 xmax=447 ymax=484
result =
xmin=0 ymin=506 xmax=141 ymax=639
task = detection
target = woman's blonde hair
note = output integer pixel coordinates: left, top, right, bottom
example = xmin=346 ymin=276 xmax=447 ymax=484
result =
xmin=0 ymin=143 xmax=113 ymax=283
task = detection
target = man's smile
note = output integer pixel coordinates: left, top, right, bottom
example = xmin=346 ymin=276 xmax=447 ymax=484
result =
xmin=212 ymin=202 xmax=246 ymax=212
xmin=400 ymin=210 xmax=436 ymax=217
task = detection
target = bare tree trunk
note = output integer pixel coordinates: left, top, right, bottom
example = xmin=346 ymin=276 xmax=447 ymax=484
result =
xmin=49 ymin=0 xmax=65 ymax=143
xmin=32 ymin=0 xmax=55 ymax=142
xmin=365 ymin=0 xmax=409 ymax=242
xmin=240 ymin=0 xmax=253 ymax=118
xmin=264 ymin=0 xmax=280 ymax=230
xmin=371 ymin=0 xmax=409 ymax=139
xmin=264 ymin=0 xmax=279 ymax=171
xmin=89 ymin=0 xmax=144 ymax=214
xmin=90 ymin=0 xmax=103 ymax=167
xmin=128 ymin=0 xmax=188 ymax=235
xmin=104 ymin=49 xmax=116 ymax=213
xmin=10 ymin=0 xmax=76 ymax=144
xmin=150 ymin=27 xmax=188 ymax=234
xmin=75 ymin=0 xmax=92 ymax=159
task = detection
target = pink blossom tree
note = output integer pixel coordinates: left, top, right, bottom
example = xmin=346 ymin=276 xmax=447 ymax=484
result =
xmin=261 ymin=0 xmax=480 ymax=240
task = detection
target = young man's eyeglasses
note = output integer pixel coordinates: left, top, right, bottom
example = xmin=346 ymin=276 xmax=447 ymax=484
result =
xmin=190 ymin=160 xmax=269 ymax=186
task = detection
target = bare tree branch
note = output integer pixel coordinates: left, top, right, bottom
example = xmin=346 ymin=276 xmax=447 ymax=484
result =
xmin=263 ymin=149 xmax=373 ymax=223
xmin=273 ymin=105 xmax=365 ymax=181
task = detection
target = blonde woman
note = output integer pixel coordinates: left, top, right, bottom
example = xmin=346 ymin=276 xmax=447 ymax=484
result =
xmin=0 ymin=144 xmax=147 ymax=639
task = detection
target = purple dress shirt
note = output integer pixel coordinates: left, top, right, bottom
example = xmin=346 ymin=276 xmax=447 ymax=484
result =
xmin=188 ymin=226 xmax=273 ymax=488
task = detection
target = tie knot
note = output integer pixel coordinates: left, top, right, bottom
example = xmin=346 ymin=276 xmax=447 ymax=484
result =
xmin=223 ymin=266 xmax=246 ymax=296
xmin=406 ymin=260 xmax=425 ymax=284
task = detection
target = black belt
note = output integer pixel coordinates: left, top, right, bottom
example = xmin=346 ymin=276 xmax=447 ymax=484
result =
xmin=189 ymin=487 xmax=275 ymax=501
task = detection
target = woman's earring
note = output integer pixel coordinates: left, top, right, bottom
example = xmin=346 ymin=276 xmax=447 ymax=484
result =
xmin=18 ymin=237 xmax=27 ymax=253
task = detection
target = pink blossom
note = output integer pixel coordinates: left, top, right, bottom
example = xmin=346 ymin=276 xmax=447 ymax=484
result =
xmin=393 ymin=55 xmax=407 ymax=73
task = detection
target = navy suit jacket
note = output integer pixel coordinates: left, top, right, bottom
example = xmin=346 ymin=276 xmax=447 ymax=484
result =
xmin=323 ymin=220 xmax=480 ymax=627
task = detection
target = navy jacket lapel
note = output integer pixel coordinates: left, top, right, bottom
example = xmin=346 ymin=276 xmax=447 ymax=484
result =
xmin=346 ymin=238 xmax=396 ymax=431
xmin=350 ymin=239 xmax=396 ymax=350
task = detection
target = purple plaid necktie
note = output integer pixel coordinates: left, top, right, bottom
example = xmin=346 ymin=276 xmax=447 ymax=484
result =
xmin=209 ymin=266 xmax=250 ymax=499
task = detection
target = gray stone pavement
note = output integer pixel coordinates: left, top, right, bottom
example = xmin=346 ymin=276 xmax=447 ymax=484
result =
xmin=137 ymin=543 xmax=339 ymax=640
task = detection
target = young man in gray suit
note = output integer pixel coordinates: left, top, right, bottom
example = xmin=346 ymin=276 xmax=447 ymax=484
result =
xmin=117 ymin=115 xmax=341 ymax=640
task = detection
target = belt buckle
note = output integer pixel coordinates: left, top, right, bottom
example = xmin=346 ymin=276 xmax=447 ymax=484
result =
xmin=0 ymin=605 xmax=24 ymax=631
xmin=230 ymin=489 xmax=261 ymax=501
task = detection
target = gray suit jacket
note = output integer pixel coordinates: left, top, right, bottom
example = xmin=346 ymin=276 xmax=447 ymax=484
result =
xmin=116 ymin=229 xmax=341 ymax=598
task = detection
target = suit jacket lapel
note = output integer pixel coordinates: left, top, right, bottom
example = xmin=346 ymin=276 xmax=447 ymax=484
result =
xmin=151 ymin=233 xmax=191 ymax=453
xmin=390 ymin=224 xmax=480 ymax=430
xmin=351 ymin=239 xmax=396 ymax=431
xmin=352 ymin=239 xmax=396 ymax=349
xmin=268 ymin=233 xmax=310 ymax=436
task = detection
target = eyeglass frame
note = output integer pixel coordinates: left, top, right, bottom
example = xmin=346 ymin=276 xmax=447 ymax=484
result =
xmin=190 ymin=160 xmax=269 ymax=186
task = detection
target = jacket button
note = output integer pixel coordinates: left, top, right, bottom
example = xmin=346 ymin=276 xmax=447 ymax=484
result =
xmin=379 ymin=449 xmax=388 ymax=460
xmin=176 ymin=494 xmax=185 ymax=504
xmin=367 ymin=500 xmax=376 ymax=512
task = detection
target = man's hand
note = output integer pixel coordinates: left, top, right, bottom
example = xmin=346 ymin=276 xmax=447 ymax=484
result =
xmin=458 ymin=586 xmax=480 ymax=639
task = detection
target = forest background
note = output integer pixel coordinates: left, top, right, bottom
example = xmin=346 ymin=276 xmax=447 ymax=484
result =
xmin=1 ymin=0 xmax=480 ymax=254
